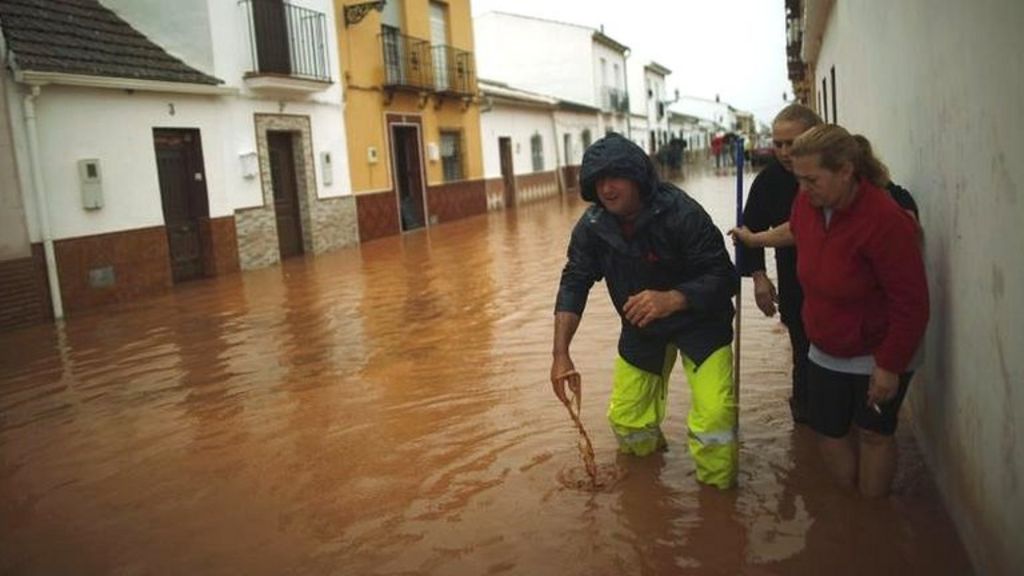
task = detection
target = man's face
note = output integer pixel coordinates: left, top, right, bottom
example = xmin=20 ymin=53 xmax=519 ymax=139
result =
xmin=793 ymin=154 xmax=855 ymax=209
xmin=772 ymin=120 xmax=809 ymax=172
xmin=596 ymin=176 xmax=643 ymax=219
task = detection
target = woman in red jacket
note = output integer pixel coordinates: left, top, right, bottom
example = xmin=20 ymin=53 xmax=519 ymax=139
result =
xmin=731 ymin=125 xmax=929 ymax=497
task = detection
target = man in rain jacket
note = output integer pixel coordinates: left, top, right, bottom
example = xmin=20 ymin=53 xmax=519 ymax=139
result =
xmin=551 ymin=133 xmax=739 ymax=489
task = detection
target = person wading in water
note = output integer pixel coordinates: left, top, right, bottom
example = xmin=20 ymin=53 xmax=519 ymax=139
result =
xmin=551 ymin=133 xmax=740 ymax=489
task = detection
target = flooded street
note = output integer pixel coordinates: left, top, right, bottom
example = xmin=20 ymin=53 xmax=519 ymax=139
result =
xmin=0 ymin=169 xmax=972 ymax=575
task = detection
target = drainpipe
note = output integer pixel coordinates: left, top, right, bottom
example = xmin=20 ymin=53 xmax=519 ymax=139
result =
xmin=23 ymin=85 xmax=64 ymax=320
xmin=550 ymin=104 xmax=563 ymax=194
xmin=623 ymin=48 xmax=631 ymax=139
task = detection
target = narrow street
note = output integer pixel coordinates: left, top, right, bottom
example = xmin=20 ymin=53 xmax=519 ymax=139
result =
xmin=0 ymin=168 xmax=972 ymax=575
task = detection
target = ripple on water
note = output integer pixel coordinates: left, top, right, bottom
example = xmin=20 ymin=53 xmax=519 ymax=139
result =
xmin=557 ymin=462 xmax=628 ymax=492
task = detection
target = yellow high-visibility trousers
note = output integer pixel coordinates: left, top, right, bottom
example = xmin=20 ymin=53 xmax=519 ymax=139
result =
xmin=607 ymin=344 xmax=737 ymax=489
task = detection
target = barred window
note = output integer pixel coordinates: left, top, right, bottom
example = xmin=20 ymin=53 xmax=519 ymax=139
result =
xmin=581 ymin=129 xmax=592 ymax=150
xmin=530 ymin=133 xmax=544 ymax=172
xmin=440 ymin=130 xmax=462 ymax=182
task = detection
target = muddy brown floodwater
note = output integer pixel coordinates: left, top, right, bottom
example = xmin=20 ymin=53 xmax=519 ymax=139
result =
xmin=0 ymin=168 xmax=973 ymax=575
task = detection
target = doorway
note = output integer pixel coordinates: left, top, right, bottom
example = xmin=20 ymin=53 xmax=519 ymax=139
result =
xmin=391 ymin=125 xmax=426 ymax=232
xmin=429 ymin=1 xmax=450 ymax=90
xmin=499 ymin=136 xmax=515 ymax=208
xmin=251 ymin=0 xmax=290 ymax=74
xmin=153 ymin=128 xmax=209 ymax=283
xmin=267 ymin=131 xmax=304 ymax=259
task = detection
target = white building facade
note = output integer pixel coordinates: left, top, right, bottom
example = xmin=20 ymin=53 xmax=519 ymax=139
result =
xmin=478 ymin=79 xmax=601 ymax=209
xmin=630 ymin=60 xmax=672 ymax=154
xmin=672 ymin=95 xmax=736 ymax=135
xmin=474 ymin=12 xmax=630 ymax=138
xmin=0 ymin=0 xmax=355 ymax=324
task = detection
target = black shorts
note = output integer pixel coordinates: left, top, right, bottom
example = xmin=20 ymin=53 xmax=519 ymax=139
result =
xmin=806 ymin=360 xmax=912 ymax=438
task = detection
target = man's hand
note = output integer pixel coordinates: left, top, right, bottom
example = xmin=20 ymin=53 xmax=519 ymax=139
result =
xmin=867 ymin=366 xmax=899 ymax=410
xmin=752 ymin=272 xmax=778 ymax=317
xmin=551 ymin=354 xmax=581 ymax=408
xmin=623 ymin=289 xmax=687 ymax=328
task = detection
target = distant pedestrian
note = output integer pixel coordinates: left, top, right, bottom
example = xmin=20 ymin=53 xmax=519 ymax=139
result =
xmin=711 ymin=135 xmax=724 ymax=169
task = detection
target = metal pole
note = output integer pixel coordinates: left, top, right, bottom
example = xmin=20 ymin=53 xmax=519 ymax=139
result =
xmin=733 ymin=137 xmax=744 ymax=401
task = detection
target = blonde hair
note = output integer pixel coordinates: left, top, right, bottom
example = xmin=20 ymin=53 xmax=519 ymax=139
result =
xmin=790 ymin=125 xmax=890 ymax=187
xmin=851 ymin=134 xmax=891 ymax=186
xmin=773 ymin=103 xmax=823 ymax=131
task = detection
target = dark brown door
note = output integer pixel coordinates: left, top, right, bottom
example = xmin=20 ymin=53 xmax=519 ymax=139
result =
xmin=154 ymin=129 xmax=209 ymax=283
xmin=393 ymin=126 xmax=425 ymax=231
xmin=499 ymin=137 xmax=515 ymax=207
xmin=252 ymin=0 xmax=291 ymax=75
xmin=268 ymin=131 xmax=304 ymax=259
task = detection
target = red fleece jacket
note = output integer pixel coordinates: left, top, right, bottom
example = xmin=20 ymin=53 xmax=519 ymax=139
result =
xmin=791 ymin=179 xmax=929 ymax=373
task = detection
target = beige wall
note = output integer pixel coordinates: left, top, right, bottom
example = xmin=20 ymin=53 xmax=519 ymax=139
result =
xmin=336 ymin=0 xmax=483 ymax=193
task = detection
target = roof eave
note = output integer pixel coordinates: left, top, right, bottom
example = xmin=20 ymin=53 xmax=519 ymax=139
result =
xmin=592 ymin=31 xmax=629 ymax=54
xmin=645 ymin=61 xmax=672 ymax=77
xmin=484 ymin=92 xmax=556 ymax=110
xmin=14 ymin=70 xmax=237 ymax=96
xmin=557 ymin=100 xmax=601 ymax=114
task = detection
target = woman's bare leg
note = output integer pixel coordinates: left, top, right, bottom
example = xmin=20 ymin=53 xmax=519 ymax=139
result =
xmin=857 ymin=428 xmax=897 ymax=498
xmin=818 ymin=432 xmax=858 ymax=490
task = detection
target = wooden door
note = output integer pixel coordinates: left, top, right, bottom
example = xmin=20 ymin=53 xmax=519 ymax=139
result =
xmin=154 ymin=129 xmax=209 ymax=283
xmin=268 ymin=131 xmax=304 ymax=258
xmin=393 ymin=126 xmax=425 ymax=231
xmin=252 ymin=0 xmax=291 ymax=75
xmin=499 ymin=137 xmax=515 ymax=207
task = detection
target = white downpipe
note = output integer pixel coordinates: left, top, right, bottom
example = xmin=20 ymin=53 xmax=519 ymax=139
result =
xmin=22 ymin=85 xmax=63 ymax=320
xmin=550 ymin=110 xmax=563 ymax=194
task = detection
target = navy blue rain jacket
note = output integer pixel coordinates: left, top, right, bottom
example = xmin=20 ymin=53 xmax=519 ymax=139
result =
xmin=555 ymin=133 xmax=737 ymax=373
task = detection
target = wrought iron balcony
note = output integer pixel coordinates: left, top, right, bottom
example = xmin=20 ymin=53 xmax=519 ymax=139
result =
xmin=431 ymin=44 xmax=476 ymax=97
xmin=241 ymin=0 xmax=331 ymax=91
xmin=380 ymin=28 xmax=435 ymax=91
xmin=603 ymin=86 xmax=629 ymax=113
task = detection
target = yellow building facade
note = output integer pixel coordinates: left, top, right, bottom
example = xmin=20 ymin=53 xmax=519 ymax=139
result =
xmin=335 ymin=0 xmax=484 ymax=241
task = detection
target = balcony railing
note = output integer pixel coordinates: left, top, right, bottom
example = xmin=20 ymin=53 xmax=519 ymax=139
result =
xmin=603 ymin=87 xmax=629 ymax=113
xmin=379 ymin=28 xmax=477 ymax=98
xmin=242 ymin=0 xmax=330 ymax=82
xmin=380 ymin=28 xmax=435 ymax=90
xmin=432 ymin=44 xmax=476 ymax=96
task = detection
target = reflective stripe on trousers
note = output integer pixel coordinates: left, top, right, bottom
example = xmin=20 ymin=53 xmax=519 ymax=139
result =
xmin=607 ymin=344 xmax=738 ymax=489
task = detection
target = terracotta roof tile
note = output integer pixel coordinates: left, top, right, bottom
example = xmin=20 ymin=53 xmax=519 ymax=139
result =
xmin=0 ymin=0 xmax=222 ymax=85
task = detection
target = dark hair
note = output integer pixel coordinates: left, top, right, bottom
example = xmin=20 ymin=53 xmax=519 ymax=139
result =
xmin=790 ymin=125 xmax=889 ymax=187
xmin=773 ymin=104 xmax=823 ymax=131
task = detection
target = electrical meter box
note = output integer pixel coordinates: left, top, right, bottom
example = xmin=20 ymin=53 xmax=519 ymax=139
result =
xmin=78 ymin=159 xmax=103 ymax=210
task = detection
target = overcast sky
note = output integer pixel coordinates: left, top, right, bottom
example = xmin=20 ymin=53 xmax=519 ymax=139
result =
xmin=469 ymin=0 xmax=791 ymax=126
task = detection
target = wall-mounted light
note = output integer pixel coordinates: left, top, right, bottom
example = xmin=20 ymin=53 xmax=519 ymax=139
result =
xmin=344 ymin=0 xmax=386 ymax=27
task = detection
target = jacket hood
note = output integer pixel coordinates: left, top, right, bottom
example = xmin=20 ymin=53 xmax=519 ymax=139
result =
xmin=579 ymin=133 xmax=660 ymax=204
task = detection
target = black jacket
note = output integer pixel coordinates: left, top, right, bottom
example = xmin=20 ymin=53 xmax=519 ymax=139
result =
xmin=555 ymin=134 xmax=737 ymax=373
xmin=737 ymin=159 xmax=802 ymax=325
